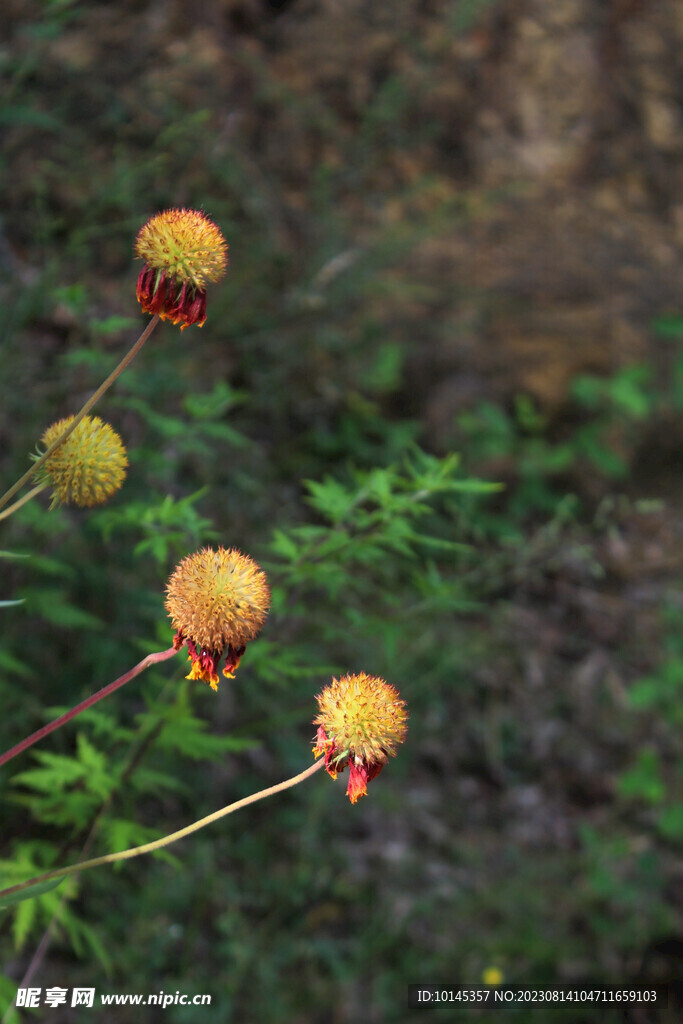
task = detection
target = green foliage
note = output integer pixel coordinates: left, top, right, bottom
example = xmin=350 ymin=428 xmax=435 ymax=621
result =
xmin=262 ymin=448 xmax=498 ymax=703
xmin=0 ymin=876 xmax=64 ymax=911
xmin=16 ymin=588 xmax=104 ymax=631
xmin=136 ymin=686 xmax=258 ymax=761
xmin=572 ymin=365 xmax=655 ymax=420
xmin=0 ymin=551 xmax=28 ymax=609
xmin=652 ymin=313 xmax=683 ymax=340
xmin=0 ymin=843 xmax=69 ymax=944
xmin=292 ymin=449 xmax=493 ymax=569
xmin=579 ymin=825 xmax=674 ymax=939
xmin=1 ymin=0 xmax=680 ymax=1017
xmin=628 ymin=656 xmax=683 ymax=724
xmin=617 ymin=749 xmax=665 ymax=804
xmin=11 ymin=735 xmax=117 ymax=828
xmin=457 ymin=360 xmax=678 ymax=524
xmin=94 ymin=490 xmax=215 ymax=564
xmin=616 ymin=608 xmax=683 ymax=842
xmin=450 ymin=0 xmax=502 ymax=33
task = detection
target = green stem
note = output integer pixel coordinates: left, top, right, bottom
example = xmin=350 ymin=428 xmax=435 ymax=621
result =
xmin=0 ymin=759 xmax=325 ymax=901
xmin=7 ymin=684 xmax=179 ymax=1006
xmin=0 ymin=315 xmax=160 ymax=514
xmin=0 ymin=482 xmax=49 ymax=522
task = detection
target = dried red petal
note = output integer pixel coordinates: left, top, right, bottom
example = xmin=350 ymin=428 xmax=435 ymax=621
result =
xmin=136 ymin=261 xmax=209 ymax=328
xmin=166 ymin=281 xmax=188 ymax=322
xmin=175 ymin=636 xmax=251 ymax=691
xmin=346 ymin=758 xmax=385 ymax=804
xmin=223 ymin=643 xmax=246 ymax=679
xmin=312 ymin=726 xmax=336 ymax=775
xmin=192 ymin=290 xmax=208 ymax=326
xmin=184 ymin=639 xmax=222 ymax=690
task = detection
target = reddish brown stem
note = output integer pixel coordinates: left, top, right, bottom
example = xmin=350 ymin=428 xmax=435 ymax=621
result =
xmin=0 ymin=646 xmax=177 ymax=770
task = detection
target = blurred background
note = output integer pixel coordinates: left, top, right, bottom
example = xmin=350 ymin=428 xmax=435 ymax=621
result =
xmin=0 ymin=1 xmax=681 ymax=1021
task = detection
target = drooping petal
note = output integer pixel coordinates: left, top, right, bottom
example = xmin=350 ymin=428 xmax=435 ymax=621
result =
xmin=134 ymin=209 xmax=227 ymax=328
xmin=312 ymin=726 xmax=341 ymax=779
xmin=222 ymin=643 xmax=246 ymax=679
xmin=312 ymin=673 xmax=407 ymax=802
xmin=166 ymin=548 xmax=270 ymax=690
xmin=345 ymin=759 xmax=385 ymax=804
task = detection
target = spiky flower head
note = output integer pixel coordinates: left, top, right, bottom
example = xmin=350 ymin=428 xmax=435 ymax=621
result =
xmin=38 ymin=416 xmax=128 ymax=508
xmin=165 ymin=546 xmax=270 ymax=690
xmin=313 ymin=673 xmax=408 ymax=804
xmin=134 ymin=208 xmax=228 ymax=329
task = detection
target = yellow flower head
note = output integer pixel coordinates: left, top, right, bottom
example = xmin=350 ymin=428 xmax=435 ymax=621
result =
xmin=165 ymin=546 xmax=270 ymax=690
xmin=134 ymin=208 xmax=228 ymax=329
xmin=38 ymin=415 xmax=128 ymax=508
xmin=313 ymin=673 xmax=408 ymax=803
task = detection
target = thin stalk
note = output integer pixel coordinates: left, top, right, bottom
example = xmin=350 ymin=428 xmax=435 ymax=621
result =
xmin=0 ymin=315 xmax=160 ymax=514
xmin=0 ymin=482 xmax=49 ymax=522
xmin=5 ymin=696 xmax=174 ymax=1013
xmin=0 ymin=645 xmax=177 ymax=770
xmin=0 ymin=759 xmax=325 ymax=901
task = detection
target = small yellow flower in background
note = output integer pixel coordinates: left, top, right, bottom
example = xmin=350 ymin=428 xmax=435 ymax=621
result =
xmin=165 ymin=547 xmax=270 ymax=690
xmin=482 ymin=967 xmax=504 ymax=987
xmin=38 ymin=416 xmax=128 ymax=508
xmin=313 ymin=672 xmax=408 ymax=804
xmin=134 ymin=208 xmax=228 ymax=329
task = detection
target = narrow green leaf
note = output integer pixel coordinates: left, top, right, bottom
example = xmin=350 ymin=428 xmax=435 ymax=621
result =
xmin=88 ymin=315 xmax=139 ymax=335
xmin=657 ymin=805 xmax=683 ymax=840
xmin=18 ymin=588 xmax=103 ymax=630
xmin=0 ymin=649 xmax=35 ymax=679
xmin=412 ymin=534 xmax=472 ymax=552
xmin=0 ymin=107 xmax=62 ymax=130
xmin=445 ymin=479 xmax=504 ymax=493
xmin=270 ymin=529 xmax=300 ymax=561
xmin=0 ymin=875 xmax=63 ymax=910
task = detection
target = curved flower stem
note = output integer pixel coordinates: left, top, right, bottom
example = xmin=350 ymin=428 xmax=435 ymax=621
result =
xmin=0 ymin=481 xmax=49 ymax=522
xmin=0 ymin=645 xmax=177 ymax=770
xmin=5 ymin=684 xmax=177 ymax=1012
xmin=0 ymin=314 xmax=160 ymax=514
xmin=0 ymin=759 xmax=325 ymax=902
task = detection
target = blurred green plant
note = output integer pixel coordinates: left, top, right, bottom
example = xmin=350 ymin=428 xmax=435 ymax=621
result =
xmin=2 ymin=301 xmax=492 ymax=992
xmin=2 ymin=0 xmax=681 ymax=1015
xmin=0 ymin=552 xmax=27 ymax=610
xmin=617 ymin=606 xmax=683 ymax=843
xmin=456 ymin=360 xmax=677 ymax=525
